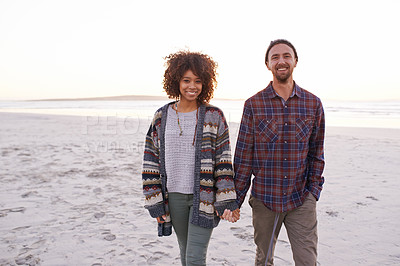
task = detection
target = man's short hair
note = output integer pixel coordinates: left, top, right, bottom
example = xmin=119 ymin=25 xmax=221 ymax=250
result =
xmin=265 ymin=39 xmax=298 ymax=65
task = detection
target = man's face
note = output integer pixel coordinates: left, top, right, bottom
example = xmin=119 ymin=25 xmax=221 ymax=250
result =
xmin=266 ymin=43 xmax=297 ymax=82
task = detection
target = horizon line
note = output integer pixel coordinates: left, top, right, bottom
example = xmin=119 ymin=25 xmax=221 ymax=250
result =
xmin=27 ymin=94 xmax=246 ymax=102
xmin=0 ymin=94 xmax=399 ymax=102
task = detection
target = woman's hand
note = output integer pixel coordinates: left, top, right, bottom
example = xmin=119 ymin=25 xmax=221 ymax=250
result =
xmin=156 ymin=215 xmax=167 ymax=223
xmin=218 ymin=208 xmax=240 ymax=223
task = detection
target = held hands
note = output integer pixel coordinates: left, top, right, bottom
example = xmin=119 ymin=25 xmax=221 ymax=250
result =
xmin=156 ymin=215 xmax=167 ymax=224
xmin=217 ymin=208 xmax=240 ymax=223
xmin=158 ymin=209 xmax=241 ymax=224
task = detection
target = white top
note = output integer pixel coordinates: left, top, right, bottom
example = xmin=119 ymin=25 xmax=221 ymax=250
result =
xmin=164 ymin=104 xmax=197 ymax=194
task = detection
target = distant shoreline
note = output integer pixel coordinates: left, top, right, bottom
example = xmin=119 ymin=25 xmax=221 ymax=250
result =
xmin=30 ymin=95 xmax=170 ymax=101
xmin=29 ymin=95 xmax=244 ymax=101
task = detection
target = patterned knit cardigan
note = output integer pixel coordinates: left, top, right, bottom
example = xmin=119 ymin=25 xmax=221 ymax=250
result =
xmin=142 ymin=102 xmax=238 ymax=235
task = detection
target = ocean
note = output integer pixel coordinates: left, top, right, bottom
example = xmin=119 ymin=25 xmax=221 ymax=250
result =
xmin=0 ymin=99 xmax=399 ymax=129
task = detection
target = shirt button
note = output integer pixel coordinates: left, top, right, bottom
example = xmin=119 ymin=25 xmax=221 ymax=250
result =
xmin=284 ymin=140 xmax=288 ymax=144
xmin=284 ymin=176 xmax=287 ymax=179
xmin=284 ymin=105 xmax=288 ymax=108
xmin=284 ymin=122 xmax=288 ymax=126
xmin=284 ymin=192 xmax=287 ymax=195
xmin=284 ymin=158 xmax=287 ymax=161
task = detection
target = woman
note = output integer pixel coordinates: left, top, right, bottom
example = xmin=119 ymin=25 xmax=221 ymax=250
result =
xmin=142 ymin=50 xmax=240 ymax=265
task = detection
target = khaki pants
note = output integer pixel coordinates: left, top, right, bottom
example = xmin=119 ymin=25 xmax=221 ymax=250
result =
xmin=249 ymin=193 xmax=318 ymax=266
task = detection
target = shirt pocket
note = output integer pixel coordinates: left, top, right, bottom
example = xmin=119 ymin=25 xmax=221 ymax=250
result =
xmin=257 ymin=117 xmax=278 ymax=143
xmin=295 ymin=116 xmax=314 ymax=142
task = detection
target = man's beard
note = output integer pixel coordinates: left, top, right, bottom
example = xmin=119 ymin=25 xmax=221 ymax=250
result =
xmin=275 ymin=71 xmax=291 ymax=82
xmin=274 ymin=64 xmax=292 ymax=82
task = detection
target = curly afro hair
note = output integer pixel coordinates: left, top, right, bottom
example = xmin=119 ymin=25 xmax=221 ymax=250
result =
xmin=163 ymin=50 xmax=218 ymax=105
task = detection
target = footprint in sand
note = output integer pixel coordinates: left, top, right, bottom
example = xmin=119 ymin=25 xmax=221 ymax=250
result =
xmin=101 ymin=229 xmax=116 ymax=241
xmin=104 ymin=234 xmax=116 ymax=241
xmin=142 ymin=242 xmax=157 ymax=248
xmin=18 ymin=152 xmax=31 ymax=157
xmin=277 ymin=239 xmax=291 ymax=248
xmin=241 ymin=249 xmax=255 ymax=255
xmin=230 ymin=226 xmax=253 ymax=241
xmin=21 ymin=191 xmax=39 ymax=198
xmin=325 ymin=211 xmax=339 ymax=217
xmin=14 ymin=254 xmax=40 ymax=266
xmin=274 ymin=255 xmax=293 ymax=265
xmin=12 ymin=225 xmax=31 ymax=231
xmin=93 ymin=187 xmax=103 ymax=194
xmin=9 ymin=207 xmax=26 ymax=213
xmin=366 ymin=196 xmax=379 ymax=201
xmin=146 ymin=251 xmax=172 ymax=264
xmin=0 ymin=207 xmax=26 ymax=217
xmin=94 ymin=212 xmax=106 ymax=219
xmin=30 ymin=239 xmax=46 ymax=249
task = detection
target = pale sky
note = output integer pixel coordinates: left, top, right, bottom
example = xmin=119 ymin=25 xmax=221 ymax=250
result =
xmin=1 ymin=0 xmax=399 ymax=101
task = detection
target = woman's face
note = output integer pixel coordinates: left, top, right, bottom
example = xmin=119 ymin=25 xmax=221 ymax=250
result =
xmin=179 ymin=69 xmax=202 ymax=103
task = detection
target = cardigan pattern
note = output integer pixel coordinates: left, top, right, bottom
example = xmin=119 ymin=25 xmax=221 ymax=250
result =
xmin=142 ymin=102 xmax=238 ymax=234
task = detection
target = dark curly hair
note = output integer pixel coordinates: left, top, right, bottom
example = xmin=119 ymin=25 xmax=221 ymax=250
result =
xmin=265 ymin=39 xmax=298 ymax=65
xmin=163 ymin=51 xmax=218 ymax=105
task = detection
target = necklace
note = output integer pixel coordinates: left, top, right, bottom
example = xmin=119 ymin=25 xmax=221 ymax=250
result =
xmin=175 ymin=101 xmax=198 ymax=146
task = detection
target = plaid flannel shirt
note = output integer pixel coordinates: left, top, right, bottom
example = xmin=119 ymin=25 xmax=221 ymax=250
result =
xmin=234 ymin=82 xmax=325 ymax=212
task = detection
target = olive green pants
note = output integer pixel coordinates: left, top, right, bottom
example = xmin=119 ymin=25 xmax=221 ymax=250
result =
xmin=249 ymin=193 xmax=318 ymax=266
xmin=168 ymin=193 xmax=213 ymax=266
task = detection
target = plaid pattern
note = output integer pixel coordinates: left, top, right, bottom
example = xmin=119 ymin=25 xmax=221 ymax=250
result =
xmin=234 ymin=82 xmax=325 ymax=212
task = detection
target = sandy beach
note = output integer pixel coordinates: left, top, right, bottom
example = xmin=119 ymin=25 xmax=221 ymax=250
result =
xmin=1 ymin=112 xmax=400 ymax=265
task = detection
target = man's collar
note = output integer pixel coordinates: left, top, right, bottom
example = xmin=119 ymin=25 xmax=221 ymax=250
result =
xmin=265 ymin=81 xmax=303 ymax=99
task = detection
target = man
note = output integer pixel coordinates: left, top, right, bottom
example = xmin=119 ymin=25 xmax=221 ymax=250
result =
xmin=234 ymin=39 xmax=325 ymax=266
